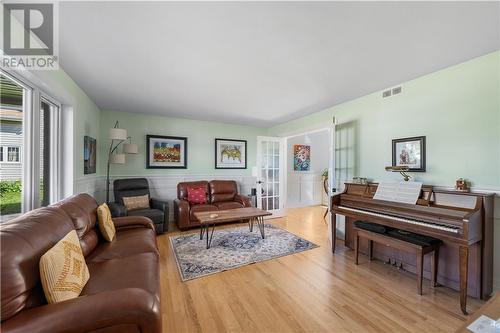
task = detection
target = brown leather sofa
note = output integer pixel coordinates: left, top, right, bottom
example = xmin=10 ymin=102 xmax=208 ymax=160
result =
xmin=0 ymin=193 xmax=161 ymax=333
xmin=174 ymin=180 xmax=251 ymax=230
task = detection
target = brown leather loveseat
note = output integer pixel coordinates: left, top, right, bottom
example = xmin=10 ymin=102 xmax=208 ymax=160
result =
xmin=0 ymin=193 xmax=161 ymax=333
xmin=174 ymin=180 xmax=251 ymax=229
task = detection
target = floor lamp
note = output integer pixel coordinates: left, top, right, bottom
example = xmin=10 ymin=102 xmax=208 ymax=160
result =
xmin=106 ymin=121 xmax=138 ymax=203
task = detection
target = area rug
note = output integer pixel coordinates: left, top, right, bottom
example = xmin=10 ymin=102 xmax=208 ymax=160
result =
xmin=170 ymin=224 xmax=319 ymax=281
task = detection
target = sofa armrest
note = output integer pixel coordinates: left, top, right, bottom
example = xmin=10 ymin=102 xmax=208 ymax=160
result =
xmin=1 ymin=288 xmax=161 ymax=333
xmin=235 ymin=194 xmax=252 ymax=207
xmin=150 ymin=198 xmax=169 ymax=233
xmin=150 ymin=198 xmax=168 ymax=212
xmin=108 ymin=202 xmax=127 ymax=217
xmin=174 ymin=199 xmax=190 ymax=228
xmin=112 ymin=215 xmax=155 ymax=231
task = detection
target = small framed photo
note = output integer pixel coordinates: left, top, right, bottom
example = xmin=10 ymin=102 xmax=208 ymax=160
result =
xmin=392 ymin=136 xmax=426 ymax=172
xmin=83 ymin=136 xmax=96 ymax=174
xmin=215 ymin=138 xmax=247 ymax=169
xmin=146 ymin=135 xmax=187 ymax=169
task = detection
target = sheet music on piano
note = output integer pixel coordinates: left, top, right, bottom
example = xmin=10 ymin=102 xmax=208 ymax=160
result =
xmin=373 ymin=181 xmax=423 ymax=205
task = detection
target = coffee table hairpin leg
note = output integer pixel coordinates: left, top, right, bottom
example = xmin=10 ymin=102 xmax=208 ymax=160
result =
xmin=248 ymin=216 xmax=265 ymax=239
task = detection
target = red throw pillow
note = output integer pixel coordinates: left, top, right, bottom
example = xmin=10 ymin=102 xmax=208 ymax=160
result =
xmin=187 ymin=186 xmax=207 ymax=205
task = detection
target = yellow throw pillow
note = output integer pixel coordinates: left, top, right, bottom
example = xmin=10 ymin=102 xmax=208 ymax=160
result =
xmin=122 ymin=194 xmax=150 ymax=211
xmin=39 ymin=230 xmax=90 ymax=304
xmin=97 ymin=203 xmax=116 ymax=242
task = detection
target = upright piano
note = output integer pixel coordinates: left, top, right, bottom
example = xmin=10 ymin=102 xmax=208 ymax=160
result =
xmin=331 ymin=182 xmax=494 ymax=314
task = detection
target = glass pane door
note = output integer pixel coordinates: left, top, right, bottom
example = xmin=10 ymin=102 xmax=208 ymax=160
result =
xmin=256 ymin=136 xmax=284 ymax=217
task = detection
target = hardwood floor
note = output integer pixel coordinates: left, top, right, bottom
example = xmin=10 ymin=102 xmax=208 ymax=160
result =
xmin=158 ymin=206 xmax=483 ymax=333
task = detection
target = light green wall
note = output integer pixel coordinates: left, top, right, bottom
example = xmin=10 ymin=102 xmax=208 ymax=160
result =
xmin=100 ymin=110 xmax=266 ymax=176
xmin=268 ymin=51 xmax=500 ymax=188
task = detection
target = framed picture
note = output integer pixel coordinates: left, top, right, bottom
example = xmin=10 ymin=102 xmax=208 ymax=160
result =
xmin=293 ymin=144 xmax=310 ymax=171
xmin=215 ymin=138 xmax=247 ymax=169
xmin=392 ymin=136 xmax=426 ymax=172
xmin=83 ymin=136 xmax=96 ymax=174
xmin=146 ymin=135 xmax=187 ymax=169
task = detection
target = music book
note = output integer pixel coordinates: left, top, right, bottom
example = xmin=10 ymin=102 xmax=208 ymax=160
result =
xmin=373 ymin=181 xmax=423 ymax=205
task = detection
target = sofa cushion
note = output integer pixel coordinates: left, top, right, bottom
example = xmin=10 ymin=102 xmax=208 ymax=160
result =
xmin=0 ymin=207 xmax=75 ymax=321
xmin=214 ymin=201 xmax=244 ymax=210
xmin=127 ymin=208 xmax=164 ymax=225
xmin=189 ymin=204 xmax=218 ymax=221
xmin=53 ymin=194 xmax=99 ymax=257
xmin=123 ymin=194 xmax=150 ymax=211
xmin=178 ymin=181 xmax=209 ymax=201
xmin=187 ymin=186 xmax=207 ymax=205
xmin=82 ymin=253 xmax=159 ymax=297
xmin=209 ymin=180 xmax=238 ymax=203
xmin=39 ymin=230 xmax=90 ymax=304
xmin=97 ymin=203 xmax=116 ymax=242
xmin=86 ymin=228 xmax=158 ymax=262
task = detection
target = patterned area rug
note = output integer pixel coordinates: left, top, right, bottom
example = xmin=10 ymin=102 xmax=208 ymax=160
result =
xmin=170 ymin=224 xmax=319 ymax=281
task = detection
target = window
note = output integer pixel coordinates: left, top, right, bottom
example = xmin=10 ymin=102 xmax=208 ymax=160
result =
xmin=7 ymin=147 xmax=20 ymax=162
xmin=1 ymin=70 xmax=61 ymax=219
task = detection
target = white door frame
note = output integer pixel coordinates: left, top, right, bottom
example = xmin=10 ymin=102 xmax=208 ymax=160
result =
xmin=282 ymin=126 xmax=332 ymax=210
xmin=256 ymin=136 xmax=285 ymax=218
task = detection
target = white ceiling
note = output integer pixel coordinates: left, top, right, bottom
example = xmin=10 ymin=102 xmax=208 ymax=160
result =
xmin=59 ymin=1 xmax=500 ymax=127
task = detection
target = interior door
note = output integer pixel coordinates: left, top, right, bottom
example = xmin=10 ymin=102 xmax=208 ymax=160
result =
xmin=256 ymin=136 xmax=285 ymax=218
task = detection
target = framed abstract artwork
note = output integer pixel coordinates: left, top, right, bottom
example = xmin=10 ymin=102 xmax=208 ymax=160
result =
xmin=83 ymin=136 xmax=96 ymax=174
xmin=215 ymin=138 xmax=247 ymax=169
xmin=392 ymin=136 xmax=426 ymax=172
xmin=146 ymin=135 xmax=188 ymax=169
xmin=293 ymin=145 xmax=310 ymax=171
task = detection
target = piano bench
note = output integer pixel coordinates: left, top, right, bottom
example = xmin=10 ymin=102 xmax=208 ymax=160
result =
xmin=353 ymin=222 xmax=443 ymax=296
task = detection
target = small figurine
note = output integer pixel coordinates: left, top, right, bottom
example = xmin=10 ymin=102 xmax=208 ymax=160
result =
xmin=455 ymin=178 xmax=469 ymax=192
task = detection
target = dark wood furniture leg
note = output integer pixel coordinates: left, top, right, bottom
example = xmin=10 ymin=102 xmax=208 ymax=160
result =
xmin=368 ymin=240 xmax=373 ymax=261
xmin=416 ymin=249 xmax=423 ymax=295
xmin=331 ymin=212 xmax=337 ymax=253
xmin=459 ymin=246 xmax=469 ymax=314
xmin=354 ymin=231 xmax=359 ymax=265
xmin=431 ymin=247 xmax=439 ymax=287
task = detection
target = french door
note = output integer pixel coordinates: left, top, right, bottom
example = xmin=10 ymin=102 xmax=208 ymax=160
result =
xmin=256 ymin=136 xmax=285 ymax=218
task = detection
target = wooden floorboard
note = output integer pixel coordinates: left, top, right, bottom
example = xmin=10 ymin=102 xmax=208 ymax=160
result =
xmin=158 ymin=206 xmax=483 ymax=333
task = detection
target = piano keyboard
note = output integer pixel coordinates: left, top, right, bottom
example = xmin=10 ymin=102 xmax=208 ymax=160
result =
xmin=338 ymin=206 xmax=460 ymax=234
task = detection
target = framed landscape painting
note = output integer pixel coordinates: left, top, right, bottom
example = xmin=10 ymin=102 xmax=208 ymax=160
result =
xmin=392 ymin=136 xmax=426 ymax=172
xmin=146 ymin=135 xmax=187 ymax=169
xmin=293 ymin=145 xmax=310 ymax=171
xmin=215 ymin=138 xmax=247 ymax=169
xmin=83 ymin=136 xmax=96 ymax=174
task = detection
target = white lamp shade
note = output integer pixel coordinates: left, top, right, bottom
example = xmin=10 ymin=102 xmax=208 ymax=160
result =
xmin=109 ymin=128 xmax=127 ymax=140
xmin=123 ymin=143 xmax=138 ymax=154
xmin=110 ymin=153 xmax=125 ymax=164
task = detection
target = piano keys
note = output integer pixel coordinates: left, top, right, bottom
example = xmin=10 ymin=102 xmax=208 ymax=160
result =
xmin=331 ymin=182 xmax=494 ymax=315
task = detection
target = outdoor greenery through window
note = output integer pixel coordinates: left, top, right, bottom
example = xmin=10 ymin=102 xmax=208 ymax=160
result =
xmin=0 ymin=74 xmax=24 ymax=215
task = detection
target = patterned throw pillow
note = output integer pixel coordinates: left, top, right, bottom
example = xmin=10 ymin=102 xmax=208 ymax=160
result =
xmin=122 ymin=194 xmax=150 ymax=211
xmin=39 ymin=230 xmax=90 ymax=304
xmin=97 ymin=203 xmax=116 ymax=242
xmin=187 ymin=186 xmax=207 ymax=205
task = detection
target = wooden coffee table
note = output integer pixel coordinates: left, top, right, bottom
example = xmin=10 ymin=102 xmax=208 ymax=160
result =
xmin=194 ymin=207 xmax=272 ymax=249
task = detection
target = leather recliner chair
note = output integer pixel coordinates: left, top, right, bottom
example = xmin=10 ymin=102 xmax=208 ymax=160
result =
xmin=174 ymin=180 xmax=251 ymax=230
xmin=109 ymin=178 xmax=169 ymax=234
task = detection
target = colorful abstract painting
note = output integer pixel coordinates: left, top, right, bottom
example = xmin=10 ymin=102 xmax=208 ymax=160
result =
xmin=146 ymin=135 xmax=187 ymax=169
xmin=83 ymin=136 xmax=96 ymax=174
xmin=293 ymin=145 xmax=310 ymax=171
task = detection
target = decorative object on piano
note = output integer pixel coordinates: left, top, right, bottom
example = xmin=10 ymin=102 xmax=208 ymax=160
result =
xmin=455 ymin=178 xmax=470 ymax=192
xmin=293 ymin=145 xmax=310 ymax=171
xmin=385 ymin=166 xmax=412 ymax=181
xmin=392 ymin=136 xmax=426 ymax=172
xmin=352 ymin=177 xmax=368 ymax=184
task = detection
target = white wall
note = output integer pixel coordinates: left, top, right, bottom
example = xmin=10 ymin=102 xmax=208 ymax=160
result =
xmin=286 ymin=129 xmax=329 ymax=208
